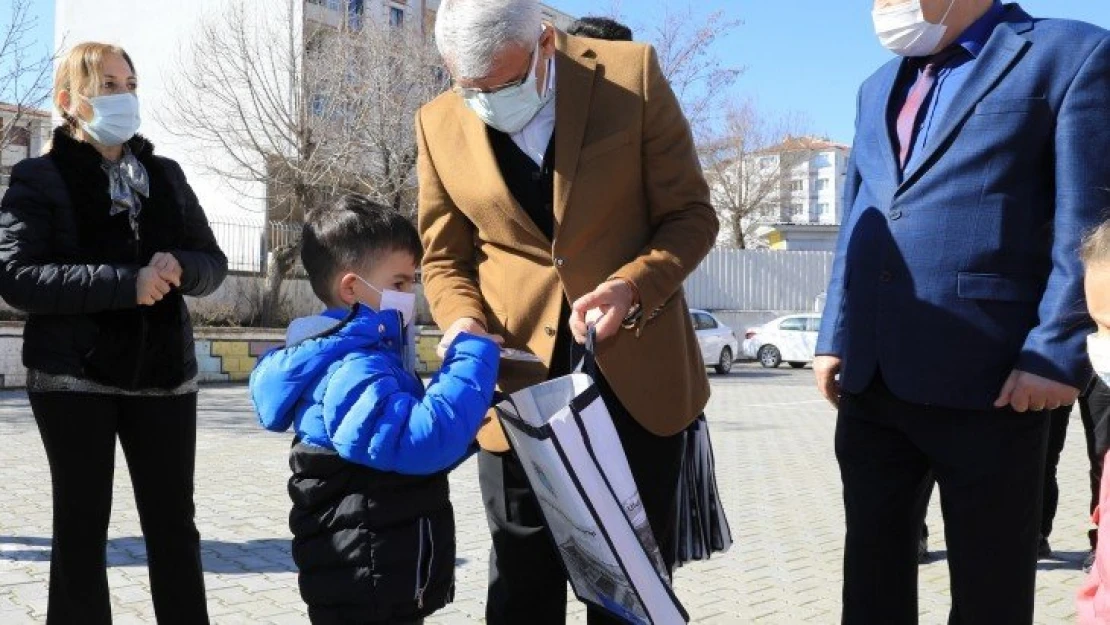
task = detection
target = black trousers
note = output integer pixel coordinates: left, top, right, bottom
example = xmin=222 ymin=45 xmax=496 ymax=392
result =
xmin=1041 ymin=403 xmax=1074 ymax=540
xmin=30 ymin=391 xmax=208 ymax=625
xmin=479 ymin=372 xmax=685 ymax=624
xmin=1081 ymin=376 xmax=1110 ymax=547
xmin=837 ymin=377 xmax=1049 ymax=625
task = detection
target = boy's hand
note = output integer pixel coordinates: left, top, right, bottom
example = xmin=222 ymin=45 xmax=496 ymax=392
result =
xmin=438 ymin=317 xmax=503 ymax=358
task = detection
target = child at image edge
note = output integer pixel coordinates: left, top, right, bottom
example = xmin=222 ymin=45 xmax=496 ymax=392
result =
xmin=249 ymin=194 xmax=500 ymax=625
xmin=1078 ymin=221 xmax=1110 ymax=624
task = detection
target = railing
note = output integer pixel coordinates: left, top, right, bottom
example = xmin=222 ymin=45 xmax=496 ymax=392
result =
xmin=208 ymin=216 xmax=305 ymax=277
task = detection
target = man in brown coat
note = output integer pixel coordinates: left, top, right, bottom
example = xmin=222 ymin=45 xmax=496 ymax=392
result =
xmin=417 ymin=1 xmax=718 ymax=621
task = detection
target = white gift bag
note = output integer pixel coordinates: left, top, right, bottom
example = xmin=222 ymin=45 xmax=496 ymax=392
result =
xmin=494 ymin=331 xmax=688 ymax=625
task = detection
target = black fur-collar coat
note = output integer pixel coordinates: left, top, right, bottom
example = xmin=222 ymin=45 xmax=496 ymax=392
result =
xmin=0 ymin=127 xmax=228 ymax=389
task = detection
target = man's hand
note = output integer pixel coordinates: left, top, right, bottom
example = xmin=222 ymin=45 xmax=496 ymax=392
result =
xmin=437 ymin=317 xmax=503 ymax=358
xmin=570 ymin=280 xmax=635 ymax=344
xmin=136 ymin=266 xmax=172 ymax=306
xmin=994 ymin=370 xmax=1079 ymax=412
xmin=814 ymin=355 xmax=842 ymax=409
xmin=149 ymin=252 xmax=182 ymax=288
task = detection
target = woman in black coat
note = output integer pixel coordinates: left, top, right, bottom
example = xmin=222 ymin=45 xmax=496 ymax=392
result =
xmin=0 ymin=42 xmax=227 ymax=624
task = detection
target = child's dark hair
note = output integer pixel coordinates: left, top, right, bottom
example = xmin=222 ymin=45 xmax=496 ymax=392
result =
xmin=301 ymin=194 xmax=422 ymax=305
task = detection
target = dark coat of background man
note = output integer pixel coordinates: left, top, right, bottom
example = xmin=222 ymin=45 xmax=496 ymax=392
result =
xmin=416 ymin=0 xmax=718 ymax=623
xmin=815 ymin=0 xmax=1110 ymax=623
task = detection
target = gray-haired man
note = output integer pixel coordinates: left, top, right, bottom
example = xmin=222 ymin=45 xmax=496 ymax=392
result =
xmin=416 ymin=0 xmax=718 ymax=622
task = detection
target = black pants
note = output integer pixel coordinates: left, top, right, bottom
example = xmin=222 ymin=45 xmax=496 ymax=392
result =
xmin=1041 ymin=403 xmax=1074 ymax=540
xmin=1082 ymin=376 xmax=1110 ymax=547
xmin=31 ymin=391 xmax=208 ymax=625
xmin=479 ymin=373 xmax=685 ymax=624
xmin=837 ymin=377 xmax=1049 ymax=625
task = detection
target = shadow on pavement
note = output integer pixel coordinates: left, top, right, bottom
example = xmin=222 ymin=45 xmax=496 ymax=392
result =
xmin=0 ymin=535 xmax=468 ymax=574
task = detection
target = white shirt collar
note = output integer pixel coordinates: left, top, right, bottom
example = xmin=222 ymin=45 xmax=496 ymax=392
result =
xmin=510 ymin=58 xmax=557 ymax=167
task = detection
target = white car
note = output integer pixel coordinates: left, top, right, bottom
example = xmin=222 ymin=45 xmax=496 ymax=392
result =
xmin=690 ymin=309 xmax=740 ymax=375
xmin=742 ymin=314 xmax=822 ymax=369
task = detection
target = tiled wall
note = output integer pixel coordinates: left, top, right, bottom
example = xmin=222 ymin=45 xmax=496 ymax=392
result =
xmin=0 ymin=324 xmax=447 ymax=389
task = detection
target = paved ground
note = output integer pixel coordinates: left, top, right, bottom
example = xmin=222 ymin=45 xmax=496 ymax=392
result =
xmin=0 ymin=363 xmax=1095 ymax=624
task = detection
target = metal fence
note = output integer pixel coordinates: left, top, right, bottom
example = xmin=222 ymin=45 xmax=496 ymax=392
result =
xmin=683 ymin=249 xmax=835 ymax=313
xmin=208 ymin=216 xmax=304 ymax=276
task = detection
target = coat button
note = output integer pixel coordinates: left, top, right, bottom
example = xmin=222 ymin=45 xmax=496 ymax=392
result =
xmin=879 ymin=270 xmax=893 ymax=283
xmin=545 ymin=326 xmax=556 ymax=337
xmin=555 ymin=257 xmax=565 ymax=267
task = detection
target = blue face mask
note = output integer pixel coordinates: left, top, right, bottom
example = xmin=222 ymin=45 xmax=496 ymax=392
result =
xmin=461 ymin=37 xmax=553 ymax=134
xmin=80 ymin=93 xmax=141 ymax=147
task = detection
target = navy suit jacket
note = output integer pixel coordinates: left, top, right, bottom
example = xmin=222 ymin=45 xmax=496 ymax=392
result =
xmin=818 ymin=4 xmax=1110 ymax=410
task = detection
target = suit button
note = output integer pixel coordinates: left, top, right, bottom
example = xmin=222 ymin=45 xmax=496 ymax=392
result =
xmin=880 ymin=270 xmax=893 ymax=283
xmin=545 ymin=326 xmax=556 ymax=337
xmin=890 ymin=209 xmax=903 ymax=220
xmin=555 ymin=257 xmax=565 ymax=267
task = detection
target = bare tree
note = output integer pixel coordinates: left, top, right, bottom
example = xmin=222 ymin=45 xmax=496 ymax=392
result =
xmin=0 ymin=0 xmax=54 ymax=155
xmin=700 ymin=100 xmax=812 ymax=249
xmin=160 ymin=0 xmax=447 ymax=325
xmin=639 ymin=1 xmax=743 ymax=139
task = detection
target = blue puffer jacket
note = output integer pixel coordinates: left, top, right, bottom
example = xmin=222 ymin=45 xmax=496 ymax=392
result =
xmin=250 ymin=305 xmax=499 ymax=623
xmin=251 ymin=305 xmax=499 ymax=475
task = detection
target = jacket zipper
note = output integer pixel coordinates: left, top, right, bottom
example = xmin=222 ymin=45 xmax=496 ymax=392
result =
xmin=415 ymin=517 xmax=434 ymax=609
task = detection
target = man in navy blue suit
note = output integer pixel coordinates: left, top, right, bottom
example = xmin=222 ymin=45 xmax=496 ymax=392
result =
xmin=817 ymin=1 xmax=1110 ymax=622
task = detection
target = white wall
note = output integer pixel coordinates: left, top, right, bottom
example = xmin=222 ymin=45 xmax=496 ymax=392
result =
xmin=54 ymin=0 xmax=305 ymax=221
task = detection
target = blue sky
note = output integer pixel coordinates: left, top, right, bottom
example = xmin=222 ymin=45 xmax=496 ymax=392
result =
xmin=26 ymin=1 xmax=1110 ymax=143
xmin=549 ymin=0 xmax=1110 ymax=142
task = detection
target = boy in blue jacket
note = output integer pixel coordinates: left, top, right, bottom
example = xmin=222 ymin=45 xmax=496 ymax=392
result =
xmin=250 ymin=194 xmax=499 ymax=625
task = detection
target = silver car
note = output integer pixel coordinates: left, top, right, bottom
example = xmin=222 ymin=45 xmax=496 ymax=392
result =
xmin=690 ymin=309 xmax=740 ymax=375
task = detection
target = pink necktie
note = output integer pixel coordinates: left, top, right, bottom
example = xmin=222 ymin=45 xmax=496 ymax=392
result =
xmin=896 ymin=49 xmax=962 ymax=169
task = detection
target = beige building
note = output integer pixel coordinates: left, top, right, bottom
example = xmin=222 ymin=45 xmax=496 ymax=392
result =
xmin=708 ymin=136 xmax=851 ymax=251
xmin=0 ymin=105 xmax=52 ymax=193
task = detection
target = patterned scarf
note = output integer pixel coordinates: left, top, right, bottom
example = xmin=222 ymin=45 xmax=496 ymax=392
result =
xmin=102 ymin=145 xmax=150 ymax=235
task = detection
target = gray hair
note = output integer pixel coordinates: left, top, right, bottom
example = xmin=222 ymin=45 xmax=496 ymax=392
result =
xmin=434 ymin=0 xmax=542 ymax=80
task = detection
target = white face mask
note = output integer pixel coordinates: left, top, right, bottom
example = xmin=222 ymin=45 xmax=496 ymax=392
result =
xmin=79 ymin=93 xmax=141 ymax=146
xmin=1090 ymin=334 xmax=1110 ymax=387
xmin=461 ymin=35 xmax=553 ymax=134
xmin=872 ymin=0 xmax=957 ymax=57
xmin=356 ymin=276 xmax=416 ymax=327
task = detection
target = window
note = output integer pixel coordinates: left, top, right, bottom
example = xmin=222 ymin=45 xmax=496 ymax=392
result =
xmin=310 ymin=93 xmax=328 ymax=117
xmin=759 ymin=156 xmax=775 ymax=169
xmin=805 ymin=317 xmax=821 ymax=332
xmin=817 ymin=202 xmax=829 ymax=215
xmin=779 ymin=317 xmax=807 ymax=332
xmin=7 ymin=126 xmax=30 ymax=147
xmin=693 ymin=313 xmax=718 ymax=331
xmin=348 ymin=0 xmax=364 ymax=30
xmin=791 ymin=204 xmax=804 ymax=217
xmin=790 ymin=180 xmax=804 ymax=192
xmin=815 ymin=178 xmax=829 ymax=191
xmin=389 ymin=6 xmax=405 ymax=27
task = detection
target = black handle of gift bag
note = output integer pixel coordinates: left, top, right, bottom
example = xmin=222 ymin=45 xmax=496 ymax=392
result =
xmin=575 ymin=324 xmax=598 ymax=378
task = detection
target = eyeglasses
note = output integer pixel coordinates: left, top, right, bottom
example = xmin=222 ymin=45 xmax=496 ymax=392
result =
xmin=451 ymin=48 xmax=536 ymax=98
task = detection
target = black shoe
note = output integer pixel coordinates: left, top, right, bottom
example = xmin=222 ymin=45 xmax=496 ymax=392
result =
xmin=917 ymin=534 xmax=929 ymax=563
xmin=1084 ymin=549 xmax=1097 ymax=573
xmin=1037 ymin=536 xmax=1052 ymax=560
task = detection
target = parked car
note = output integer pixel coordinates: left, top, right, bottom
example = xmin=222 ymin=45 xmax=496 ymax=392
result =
xmin=742 ymin=314 xmax=822 ymax=369
xmin=691 ymin=309 xmax=740 ymax=375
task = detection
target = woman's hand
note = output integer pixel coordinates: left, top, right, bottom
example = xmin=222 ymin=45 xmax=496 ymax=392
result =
xmin=136 ymin=266 xmax=172 ymax=306
xmin=149 ymin=252 xmax=182 ymax=288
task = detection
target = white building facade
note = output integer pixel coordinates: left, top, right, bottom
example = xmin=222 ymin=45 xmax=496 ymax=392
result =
xmin=710 ymin=137 xmax=851 ymax=251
